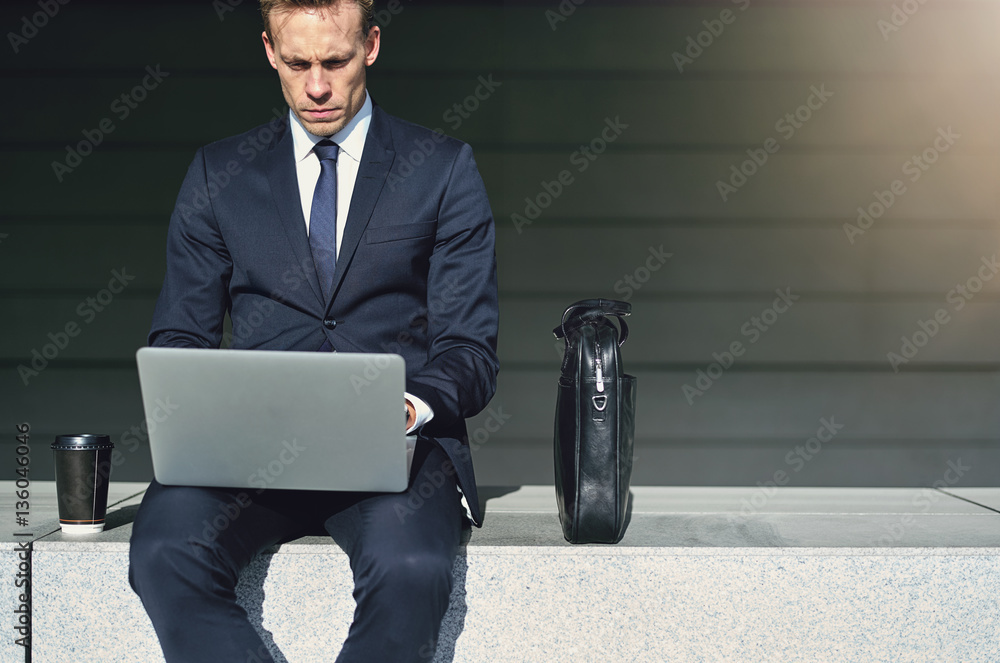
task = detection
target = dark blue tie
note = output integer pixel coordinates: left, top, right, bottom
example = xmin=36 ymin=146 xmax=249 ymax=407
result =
xmin=309 ymin=140 xmax=339 ymax=302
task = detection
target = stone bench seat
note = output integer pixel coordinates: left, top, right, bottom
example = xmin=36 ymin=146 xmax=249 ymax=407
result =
xmin=6 ymin=483 xmax=1000 ymax=662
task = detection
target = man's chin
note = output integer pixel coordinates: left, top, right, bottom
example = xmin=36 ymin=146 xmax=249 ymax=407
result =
xmin=296 ymin=114 xmax=343 ymax=138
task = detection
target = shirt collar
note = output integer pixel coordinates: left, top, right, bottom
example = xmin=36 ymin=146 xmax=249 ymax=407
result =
xmin=290 ymin=91 xmax=372 ymax=164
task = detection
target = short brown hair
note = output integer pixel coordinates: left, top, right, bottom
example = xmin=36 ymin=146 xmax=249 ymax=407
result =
xmin=260 ymin=0 xmax=375 ymax=44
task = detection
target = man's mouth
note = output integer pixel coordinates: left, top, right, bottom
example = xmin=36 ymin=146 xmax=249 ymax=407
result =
xmin=304 ymin=108 xmax=338 ymax=119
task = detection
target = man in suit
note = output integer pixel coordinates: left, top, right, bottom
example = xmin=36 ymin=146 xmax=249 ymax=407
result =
xmin=127 ymin=1 xmax=499 ymax=661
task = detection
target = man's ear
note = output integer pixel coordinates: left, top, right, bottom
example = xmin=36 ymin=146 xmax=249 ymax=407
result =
xmin=262 ymin=31 xmax=279 ymax=70
xmin=364 ymin=26 xmax=380 ymax=66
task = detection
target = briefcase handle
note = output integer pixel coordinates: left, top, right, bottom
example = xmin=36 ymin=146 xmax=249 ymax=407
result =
xmin=553 ymin=299 xmax=631 ymax=347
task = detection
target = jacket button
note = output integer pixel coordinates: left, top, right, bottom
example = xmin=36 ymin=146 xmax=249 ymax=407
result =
xmin=323 ymin=318 xmax=337 ymax=330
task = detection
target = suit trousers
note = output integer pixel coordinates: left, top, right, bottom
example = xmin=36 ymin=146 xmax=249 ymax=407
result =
xmin=128 ymin=441 xmax=465 ymax=663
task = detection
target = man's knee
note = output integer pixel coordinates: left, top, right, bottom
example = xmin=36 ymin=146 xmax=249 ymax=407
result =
xmin=128 ymin=529 xmax=234 ymax=597
xmin=129 ymin=532 xmax=173 ymax=595
xmin=363 ymin=550 xmax=456 ymax=599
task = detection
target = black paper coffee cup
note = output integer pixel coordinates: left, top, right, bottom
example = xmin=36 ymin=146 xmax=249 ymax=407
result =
xmin=51 ymin=434 xmax=114 ymax=534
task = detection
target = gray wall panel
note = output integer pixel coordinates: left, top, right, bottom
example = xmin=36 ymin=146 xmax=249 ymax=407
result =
xmin=469 ymin=370 xmax=1000 ymax=440
xmin=6 ymin=6 xmax=999 ymax=75
xmin=8 ymin=224 xmax=1000 ymax=296
xmin=9 ymin=150 xmax=996 ymax=218
xmin=9 ymin=77 xmax=998 ymax=149
xmin=498 ymin=226 xmax=1000 ymax=294
xmin=9 ymin=296 xmax=1000 ymax=365
xmin=2 ymin=1 xmax=998 ymax=486
xmin=496 ymin=153 xmax=998 ymax=219
xmin=500 ymin=300 xmax=1000 ymax=365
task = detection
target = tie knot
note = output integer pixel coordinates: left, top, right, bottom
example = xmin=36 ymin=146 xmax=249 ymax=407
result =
xmin=313 ymin=140 xmax=339 ymax=162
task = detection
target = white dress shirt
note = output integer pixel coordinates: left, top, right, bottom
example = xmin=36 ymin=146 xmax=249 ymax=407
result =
xmin=288 ymin=93 xmax=432 ymax=434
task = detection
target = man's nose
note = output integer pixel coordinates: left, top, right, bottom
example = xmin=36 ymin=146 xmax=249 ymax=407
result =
xmin=305 ymin=67 xmax=330 ymax=99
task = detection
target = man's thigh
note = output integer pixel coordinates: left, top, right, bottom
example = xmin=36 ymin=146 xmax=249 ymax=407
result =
xmin=132 ymin=441 xmax=465 ymax=579
xmin=324 ymin=440 xmax=466 ymax=567
xmin=130 ymin=480 xmax=319 ymax=577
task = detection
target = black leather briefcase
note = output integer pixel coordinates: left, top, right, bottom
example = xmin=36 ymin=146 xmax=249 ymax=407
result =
xmin=553 ymin=299 xmax=636 ymax=544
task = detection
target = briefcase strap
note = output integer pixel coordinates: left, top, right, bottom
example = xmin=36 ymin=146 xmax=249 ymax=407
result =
xmin=553 ymin=299 xmax=631 ymax=347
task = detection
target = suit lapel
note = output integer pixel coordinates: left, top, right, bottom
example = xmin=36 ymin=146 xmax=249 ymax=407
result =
xmin=264 ymin=117 xmax=324 ymax=306
xmin=326 ymin=105 xmax=396 ymax=308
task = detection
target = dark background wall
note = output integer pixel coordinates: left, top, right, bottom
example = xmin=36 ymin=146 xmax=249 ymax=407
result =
xmin=2 ymin=1 xmax=998 ymax=488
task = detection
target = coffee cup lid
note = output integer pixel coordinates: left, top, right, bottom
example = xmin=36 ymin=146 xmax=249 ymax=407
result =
xmin=52 ymin=434 xmax=113 ymax=450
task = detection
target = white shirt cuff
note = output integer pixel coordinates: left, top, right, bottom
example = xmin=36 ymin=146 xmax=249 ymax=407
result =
xmin=404 ymin=392 xmax=434 ymax=434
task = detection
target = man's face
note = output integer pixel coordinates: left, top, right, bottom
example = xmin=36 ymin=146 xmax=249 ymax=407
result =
xmin=263 ymin=4 xmax=380 ymax=137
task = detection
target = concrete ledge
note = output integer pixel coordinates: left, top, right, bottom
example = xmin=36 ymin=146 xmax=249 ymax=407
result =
xmin=19 ymin=486 xmax=1000 ymax=662
xmin=0 ymin=481 xmax=146 ymax=663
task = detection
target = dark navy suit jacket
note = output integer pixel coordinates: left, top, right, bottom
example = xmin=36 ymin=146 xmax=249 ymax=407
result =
xmin=148 ymin=103 xmax=499 ymax=526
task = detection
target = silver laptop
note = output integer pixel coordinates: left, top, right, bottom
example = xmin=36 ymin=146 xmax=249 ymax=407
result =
xmin=135 ymin=347 xmax=414 ymax=492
